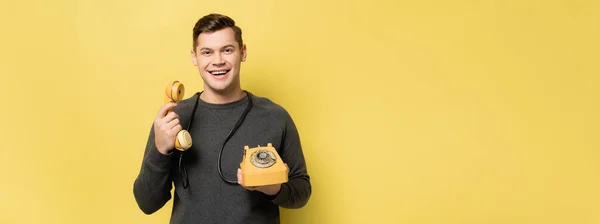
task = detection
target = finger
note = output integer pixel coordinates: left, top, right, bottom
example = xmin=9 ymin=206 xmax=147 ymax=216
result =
xmin=163 ymin=111 xmax=179 ymax=122
xmin=172 ymin=124 xmax=182 ymax=132
xmin=157 ymin=102 xmax=177 ymax=118
xmin=238 ymin=169 xmax=256 ymax=191
xmin=156 ymin=102 xmax=177 ymax=119
xmin=284 ymin=163 xmax=290 ymax=173
xmin=237 ymin=168 xmax=242 ymax=185
xmin=167 ymin=118 xmax=181 ymax=129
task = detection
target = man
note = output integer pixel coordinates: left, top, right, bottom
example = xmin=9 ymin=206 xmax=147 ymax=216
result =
xmin=133 ymin=13 xmax=312 ymax=223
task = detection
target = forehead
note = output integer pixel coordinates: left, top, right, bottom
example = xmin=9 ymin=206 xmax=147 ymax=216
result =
xmin=196 ymin=27 xmax=239 ymax=49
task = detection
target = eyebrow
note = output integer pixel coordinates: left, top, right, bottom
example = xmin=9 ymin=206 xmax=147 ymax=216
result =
xmin=199 ymin=44 xmax=236 ymax=51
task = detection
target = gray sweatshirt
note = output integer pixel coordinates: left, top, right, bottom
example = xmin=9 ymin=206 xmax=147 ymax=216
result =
xmin=133 ymin=92 xmax=312 ymax=223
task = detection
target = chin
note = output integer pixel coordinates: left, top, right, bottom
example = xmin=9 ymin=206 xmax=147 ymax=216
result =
xmin=200 ymin=72 xmax=239 ymax=93
xmin=206 ymin=83 xmax=233 ymax=93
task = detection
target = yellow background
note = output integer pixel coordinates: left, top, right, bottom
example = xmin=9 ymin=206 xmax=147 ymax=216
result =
xmin=1 ymin=0 xmax=599 ymax=223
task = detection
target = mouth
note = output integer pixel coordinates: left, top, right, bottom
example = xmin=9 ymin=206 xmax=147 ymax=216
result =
xmin=208 ymin=69 xmax=231 ymax=76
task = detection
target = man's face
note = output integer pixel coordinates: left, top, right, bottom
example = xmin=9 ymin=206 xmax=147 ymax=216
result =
xmin=191 ymin=27 xmax=246 ymax=94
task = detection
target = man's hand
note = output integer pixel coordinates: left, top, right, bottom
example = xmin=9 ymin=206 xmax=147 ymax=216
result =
xmin=237 ymin=167 xmax=285 ymax=196
xmin=153 ymin=102 xmax=182 ymax=155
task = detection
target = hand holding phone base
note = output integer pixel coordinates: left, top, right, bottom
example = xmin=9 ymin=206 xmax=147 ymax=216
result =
xmin=239 ymin=143 xmax=288 ymax=187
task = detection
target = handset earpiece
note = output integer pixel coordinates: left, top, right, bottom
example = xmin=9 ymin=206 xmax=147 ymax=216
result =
xmin=164 ymin=81 xmax=192 ymax=151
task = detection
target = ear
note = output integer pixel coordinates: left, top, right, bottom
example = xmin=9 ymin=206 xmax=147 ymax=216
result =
xmin=241 ymin=44 xmax=247 ymax=62
xmin=190 ymin=49 xmax=198 ymax=66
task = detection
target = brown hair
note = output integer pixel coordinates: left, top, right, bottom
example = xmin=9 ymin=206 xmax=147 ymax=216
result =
xmin=192 ymin=14 xmax=243 ymax=49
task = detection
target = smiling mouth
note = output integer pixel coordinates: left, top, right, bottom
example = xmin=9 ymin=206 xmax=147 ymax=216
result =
xmin=209 ymin=69 xmax=230 ymax=76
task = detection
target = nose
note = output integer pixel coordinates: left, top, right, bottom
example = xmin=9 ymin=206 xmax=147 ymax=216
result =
xmin=212 ymin=52 xmax=225 ymax=66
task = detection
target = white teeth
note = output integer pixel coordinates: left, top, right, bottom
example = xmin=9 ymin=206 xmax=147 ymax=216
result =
xmin=210 ymin=70 xmax=228 ymax=75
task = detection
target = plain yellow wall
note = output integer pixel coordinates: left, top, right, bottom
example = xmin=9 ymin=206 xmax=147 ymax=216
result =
xmin=1 ymin=0 xmax=599 ymax=223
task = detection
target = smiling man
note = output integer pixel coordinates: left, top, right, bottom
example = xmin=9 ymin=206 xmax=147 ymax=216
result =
xmin=133 ymin=13 xmax=312 ymax=223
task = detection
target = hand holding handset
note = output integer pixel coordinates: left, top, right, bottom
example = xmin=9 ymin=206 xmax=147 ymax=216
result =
xmin=239 ymin=143 xmax=288 ymax=187
xmin=162 ymin=81 xmax=192 ymax=151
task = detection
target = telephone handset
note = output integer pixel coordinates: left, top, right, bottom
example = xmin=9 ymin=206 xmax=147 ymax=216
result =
xmin=239 ymin=143 xmax=288 ymax=187
xmin=164 ymin=81 xmax=193 ymax=151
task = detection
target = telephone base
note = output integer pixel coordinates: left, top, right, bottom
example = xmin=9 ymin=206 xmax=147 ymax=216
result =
xmin=239 ymin=143 xmax=288 ymax=187
xmin=241 ymin=168 xmax=288 ymax=187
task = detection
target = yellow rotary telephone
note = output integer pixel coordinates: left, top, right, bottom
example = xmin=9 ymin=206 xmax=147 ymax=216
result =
xmin=239 ymin=143 xmax=288 ymax=187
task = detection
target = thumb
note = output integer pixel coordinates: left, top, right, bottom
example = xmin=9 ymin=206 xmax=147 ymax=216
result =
xmin=237 ymin=168 xmax=242 ymax=185
xmin=156 ymin=102 xmax=177 ymax=119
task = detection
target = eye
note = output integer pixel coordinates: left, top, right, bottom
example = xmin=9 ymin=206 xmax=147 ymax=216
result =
xmin=201 ymin=51 xmax=211 ymax=55
xmin=224 ymin=48 xmax=233 ymax=53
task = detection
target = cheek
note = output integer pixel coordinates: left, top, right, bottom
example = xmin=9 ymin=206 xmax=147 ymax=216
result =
xmin=226 ymin=55 xmax=241 ymax=66
xmin=198 ymin=58 xmax=211 ymax=68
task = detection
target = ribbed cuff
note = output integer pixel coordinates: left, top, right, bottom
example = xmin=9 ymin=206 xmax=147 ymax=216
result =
xmin=145 ymin=143 xmax=173 ymax=173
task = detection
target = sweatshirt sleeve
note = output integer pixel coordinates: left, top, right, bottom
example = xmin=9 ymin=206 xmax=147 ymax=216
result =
xmin=133 ymin=125 xmax=174 ymax=214
xmin=269 ymin=111 xmax=312 ymax=208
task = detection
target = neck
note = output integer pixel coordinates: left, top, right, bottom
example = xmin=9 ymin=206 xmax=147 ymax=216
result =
xmin=200 ymin=87 xmax=246 ymax=104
